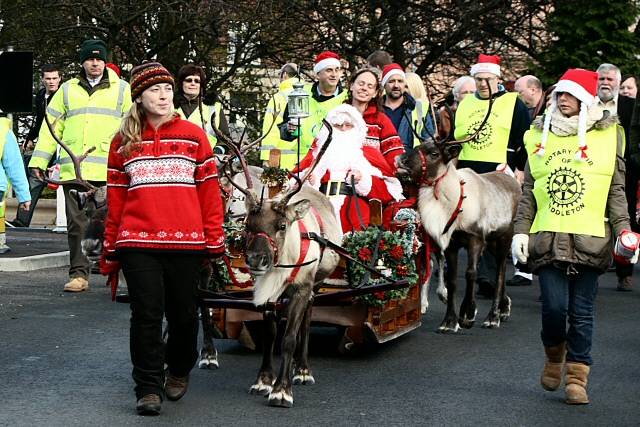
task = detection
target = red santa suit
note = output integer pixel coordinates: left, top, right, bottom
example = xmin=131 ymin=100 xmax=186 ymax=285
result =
xmin=293 ymin=104 xmax=404 ymax=233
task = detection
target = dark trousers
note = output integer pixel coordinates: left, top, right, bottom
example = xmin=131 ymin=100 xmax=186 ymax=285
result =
xmin=63 ymin=183 xmax=96 ymax=279
xmin=15 ymin=166 xmax=46 ymax=226
xmin=538 ymin=264 xmax=599 ymax=365
xmin=120 ymin=251 xmax=203 ymax=399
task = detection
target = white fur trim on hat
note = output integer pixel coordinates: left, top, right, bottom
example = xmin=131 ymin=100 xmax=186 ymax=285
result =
xmin=553 ymin=79 xmax=597 ymax=107
xmin=381 ymin=69 xmax=405 ymax=86
xmin=470 ymin=63 xmax=501 ymax=77
xmin=314 ymin=57 xmax=341 ymax=74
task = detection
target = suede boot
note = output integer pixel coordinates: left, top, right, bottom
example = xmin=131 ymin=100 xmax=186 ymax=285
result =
xmin=541 ymin=342 xmax=566 ymax=391
xmin=565 ymin=362 xmax=590 ymax=404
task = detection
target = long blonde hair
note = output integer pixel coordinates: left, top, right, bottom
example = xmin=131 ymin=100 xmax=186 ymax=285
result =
xmin=405 ymin=72 xmax=428 ymax=102
xmin=118 ymin=102 xmax=145 ymax=157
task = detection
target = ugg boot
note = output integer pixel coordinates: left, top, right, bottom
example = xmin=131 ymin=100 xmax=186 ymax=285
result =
xmin=541 ymin=342 xmax=566 ymax=391
xmin=565 ymin=362 xmax=590 ymax=404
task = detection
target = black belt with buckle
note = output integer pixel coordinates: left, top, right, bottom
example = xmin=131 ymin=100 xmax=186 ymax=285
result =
xmin=319 ymin=181 xmax=352 ymax=196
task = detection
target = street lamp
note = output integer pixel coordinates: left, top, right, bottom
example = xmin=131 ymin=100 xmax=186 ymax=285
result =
xmin=287 ymin=81 xmax=309 ymax=175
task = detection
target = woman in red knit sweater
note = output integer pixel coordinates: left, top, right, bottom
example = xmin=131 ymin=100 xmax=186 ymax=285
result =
xmin=101 ymin=62 xmax=225 ymax=415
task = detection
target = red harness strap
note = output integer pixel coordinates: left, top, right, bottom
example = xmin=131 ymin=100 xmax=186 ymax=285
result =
xmin=286 ymin=207 xmax=324 ymax=284
xmin=442 ymin=180 xmax=466 ymax=235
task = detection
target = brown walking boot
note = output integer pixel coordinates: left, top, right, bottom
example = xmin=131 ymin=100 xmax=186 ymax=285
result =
xmin=165 ymin=374 xmax=189 ymax=401
xmin=136 ymin=394 xmax=161 ymax=415
xmin=63 ymin=277 xmax=89 ymax=292
xmin=565 ymin=362 xmax=590 ymax=405
xmin=541 ymin=342 xmax=566 ymax=391
xmin=617 ymin=276 xmax=633 ymax=292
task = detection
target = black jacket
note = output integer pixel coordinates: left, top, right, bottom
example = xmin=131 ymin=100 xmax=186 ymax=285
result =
xmin=26 ymin=87 xmax=56 ymax=142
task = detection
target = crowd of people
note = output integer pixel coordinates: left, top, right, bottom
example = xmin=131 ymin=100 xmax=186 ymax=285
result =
xmin=1 ymin=38 xmax=639 ymax=414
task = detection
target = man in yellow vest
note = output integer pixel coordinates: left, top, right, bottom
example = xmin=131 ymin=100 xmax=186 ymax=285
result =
xmin=513 ymin=68 xmax=635 ymax=405
xmin=278 ymin=51 xmax=348 ymax=169
xmin=0 ymin=115 xmax=31 ymax=253
xmin=454 ymin=53 xmax=531 ymax=296
xmin=174 ymin=64 xmax=228 ymax=151
xmin=29 ymin=39 xmax=132 ymax=292
xmin=259 ymin=63 xmax=300 ymax=169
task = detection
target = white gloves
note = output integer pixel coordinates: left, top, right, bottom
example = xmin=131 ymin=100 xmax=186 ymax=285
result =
xmin=511 ymin=233 xmax=529 ymax=264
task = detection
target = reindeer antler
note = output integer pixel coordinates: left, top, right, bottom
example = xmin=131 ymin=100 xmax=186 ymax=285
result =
xmin=43 ymin=112 xmax=97 ymax=191
xmin=279 ymin=119 xmax=333 ymax=206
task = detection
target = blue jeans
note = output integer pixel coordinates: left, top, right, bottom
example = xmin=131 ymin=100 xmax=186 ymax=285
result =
xmin=538 ymin=264 xmax=599 ymax=365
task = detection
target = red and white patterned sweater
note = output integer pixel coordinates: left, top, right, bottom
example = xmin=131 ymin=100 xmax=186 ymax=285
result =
xmin=103 ymin=115 xmax=225 ymax=257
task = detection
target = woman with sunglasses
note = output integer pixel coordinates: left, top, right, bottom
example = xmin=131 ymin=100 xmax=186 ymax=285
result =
xmin=101 ymin=62 xmax=225 ymax=415
xmin=174 ymin=64 xmax=229 ymax=151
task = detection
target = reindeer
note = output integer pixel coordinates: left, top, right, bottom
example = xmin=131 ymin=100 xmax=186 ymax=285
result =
xmin=222 ymin=122 xmax=341 ymax=408
xmin=396 ymin=82 xmax=521 ymax=332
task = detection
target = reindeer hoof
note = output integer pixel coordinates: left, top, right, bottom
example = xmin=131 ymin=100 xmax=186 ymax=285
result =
xmin=249 ymin=378 xmax=274 ymax=396
xmin=499 ymin=296 xmax=512 ymax=321
xmin=437 ymin=322 xmax=460 ymax=334
xmin=293 ymin=369 xmax=315 ymax=385
xmin=459 ymin=318 xmax=475 ymax=329
xmin=268 ymin=390 xmax=293 ymax=408
xmin=482 ymin=317 xmax=501 ymax=329
xmin=198 ymin=351 xmax=219 ymax=369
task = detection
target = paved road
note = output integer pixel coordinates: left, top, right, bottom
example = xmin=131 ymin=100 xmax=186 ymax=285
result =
xmin=1 ymin=265 xmax=639 ymax=426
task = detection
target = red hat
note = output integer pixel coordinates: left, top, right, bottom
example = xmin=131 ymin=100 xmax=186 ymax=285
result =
xmin=314 ymin=51 xmax=341 ymax=74
xmin=106 ymin=62 xmax=121 ymax=77
xmin=129 ymin=62 xmax=174 ymax=100
xmin=470 ymin=54 xmax=501 ymax=77
xmin=553 ymin=68 xmax=598 ymax=106
xmin=535 ymin=68 xmax=599 ymax=161
xmin=381 ymin=63 xmax=405 ymax=86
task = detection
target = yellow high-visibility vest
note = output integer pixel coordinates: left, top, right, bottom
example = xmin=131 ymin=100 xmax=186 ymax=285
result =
xmin=29 ymin=68 xmax=132 ymax=182
xmin=524 ymin=125 xmax=620 ymax=237
xmin=259 ymin=78 xmax=297 ymax=168
xmin=455 ymin=92 xmax=518 ymax=163
xmin=177 ymin=102 xmax=222 ymax=148
xmin=0 ymin=117 xmax=12 ymax=222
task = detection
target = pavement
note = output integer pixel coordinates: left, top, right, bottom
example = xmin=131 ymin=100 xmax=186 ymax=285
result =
xmin=0 ymin=228 xmax=69 ymax=271
xmin=1 ymin=260 xmax=639 ymax=426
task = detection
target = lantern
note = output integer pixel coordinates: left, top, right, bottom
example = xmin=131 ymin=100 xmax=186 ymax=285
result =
xmin=287 ymin=82 xmax=309 ymax=119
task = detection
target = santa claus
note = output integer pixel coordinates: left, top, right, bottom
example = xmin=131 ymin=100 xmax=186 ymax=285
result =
xmin=293 ymin=104 xmax=404 ymax=233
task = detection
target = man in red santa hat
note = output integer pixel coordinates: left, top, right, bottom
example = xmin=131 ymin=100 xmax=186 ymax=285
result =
xmin=293 ymin=104 xmax=404 ymax=234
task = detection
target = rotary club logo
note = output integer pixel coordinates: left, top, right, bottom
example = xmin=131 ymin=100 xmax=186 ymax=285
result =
xmin=546 ymin=167 xmax=585 ymax=216
xmin=467 ymin=119 xmax=493 ymax=150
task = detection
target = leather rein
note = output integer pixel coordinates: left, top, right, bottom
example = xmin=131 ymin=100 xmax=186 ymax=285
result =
xmin=417 ymin=149 xmax=466 ymax=235
xmin=246 ymin=207 xmax=326 ymax=284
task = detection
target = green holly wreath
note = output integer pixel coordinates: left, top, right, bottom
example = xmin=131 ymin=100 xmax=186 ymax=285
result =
xmin=260 ymin=166 xmax=289 ymax=188
xmin=342 ymin=210 xmax=420 ymax=307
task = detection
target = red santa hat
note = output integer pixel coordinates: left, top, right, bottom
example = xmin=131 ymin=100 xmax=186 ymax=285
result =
xmin=470 ymin=54 xmax=501 ymax=77
xmin=535 ymin=68 xmax=599 ymax=161
xmin=381 ymin=63 xmax=405 ymax=86
xmin=313 ymin=51 xmax=341 ymax=74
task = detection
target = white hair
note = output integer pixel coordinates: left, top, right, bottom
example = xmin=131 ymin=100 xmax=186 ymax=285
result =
xmin=597 ymin=63 xmax=621 ymax=83
xmin=452 ymin=76 xmax=475 ymax=102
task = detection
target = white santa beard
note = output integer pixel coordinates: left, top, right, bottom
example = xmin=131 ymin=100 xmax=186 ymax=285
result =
xmin=313 ymin=128 xmax=374 ymax=181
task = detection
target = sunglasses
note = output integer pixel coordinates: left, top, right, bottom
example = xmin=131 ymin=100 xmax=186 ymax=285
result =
xmin=184 ymin=77 xmax=201 ymax=84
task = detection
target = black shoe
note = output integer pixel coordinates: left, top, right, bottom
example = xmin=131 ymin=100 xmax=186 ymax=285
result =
xmin=165 ymin=374 xmax=189 ymax=401
xmin=7 ymin=219 xmax=27 ymax=228
xmin=476 ymin=280 xmax=495 ymax=299
xmin=136 ymin=394 xmax=161 ymax=415
xmin=506 ymin=275 xmax=532 ymax=287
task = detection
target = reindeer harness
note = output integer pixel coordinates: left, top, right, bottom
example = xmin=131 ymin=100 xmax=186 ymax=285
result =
xmin=416 ymin=149 xmax=466 ymax=235
xmin=247 ymin=207 xmax=326 ymax=284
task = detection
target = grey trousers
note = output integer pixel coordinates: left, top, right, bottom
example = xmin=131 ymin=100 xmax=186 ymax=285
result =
xmin=63 ymin=182 xmax=104 ymax=279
